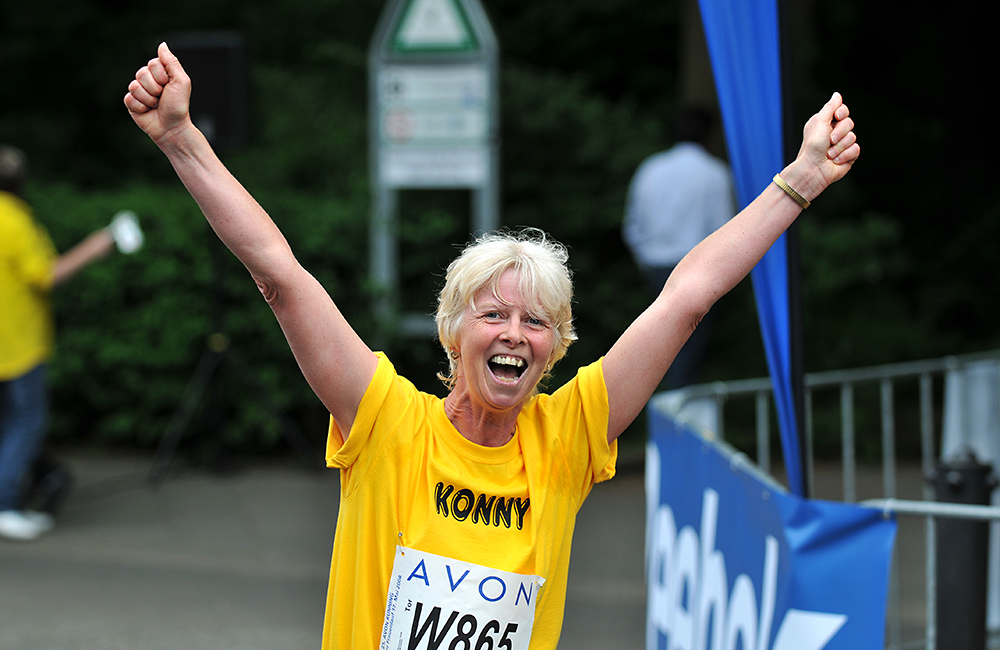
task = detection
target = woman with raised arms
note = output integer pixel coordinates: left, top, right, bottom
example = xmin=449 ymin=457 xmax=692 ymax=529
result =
xmin=125 ymin=42 xmax=858 ymax=650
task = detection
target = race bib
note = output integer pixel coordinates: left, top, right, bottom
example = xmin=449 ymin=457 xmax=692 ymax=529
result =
xmin=380 ymin=546 xmax=545 ymax=650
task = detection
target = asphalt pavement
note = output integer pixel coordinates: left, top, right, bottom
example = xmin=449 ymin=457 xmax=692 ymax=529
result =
xmin=4 ymin=443 xmax=977 ymax=650
xmin=0 ymin=448 xmax=647 ymax=650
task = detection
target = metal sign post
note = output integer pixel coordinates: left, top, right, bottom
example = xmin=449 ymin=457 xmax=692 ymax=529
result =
xmin=369 ymin=0 xmax=499 ymax=339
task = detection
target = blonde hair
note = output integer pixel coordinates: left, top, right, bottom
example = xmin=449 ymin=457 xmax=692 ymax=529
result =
xmin=436 ymin=228 xmax=577 ymax=390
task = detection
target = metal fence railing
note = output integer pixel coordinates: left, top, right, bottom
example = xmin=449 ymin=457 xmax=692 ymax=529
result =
xmin=667 ymin=350 xmax=1000 ymax=650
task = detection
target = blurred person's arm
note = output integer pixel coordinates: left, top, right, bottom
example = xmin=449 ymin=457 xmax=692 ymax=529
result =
xmin=51 ymin=228 xmax=114 ymax=287
xmin=124 ymin=43 xmax=377 ymax=436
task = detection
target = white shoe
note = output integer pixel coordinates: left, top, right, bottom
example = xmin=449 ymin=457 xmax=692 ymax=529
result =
xmin=0 ymin=509 xmax=54 ymax=541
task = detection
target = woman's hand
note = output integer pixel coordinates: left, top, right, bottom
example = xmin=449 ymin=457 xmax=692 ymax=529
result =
xmin=783 ymin=92 xmax=860 ymax=201
xmin=124 ymin=42 xmax=194 ymax=146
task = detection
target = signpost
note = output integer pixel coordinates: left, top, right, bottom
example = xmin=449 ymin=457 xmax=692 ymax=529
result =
xmin=369 ymin=0 xmax=499 ymax=338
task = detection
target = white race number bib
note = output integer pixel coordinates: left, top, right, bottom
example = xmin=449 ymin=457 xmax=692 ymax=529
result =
xmin=380 ymin=546 xmax=545 ymax=650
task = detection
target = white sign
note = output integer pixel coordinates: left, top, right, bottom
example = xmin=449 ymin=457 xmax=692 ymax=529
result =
xmin=393 ymin=0 xmax=476 ymax=51
xmin=380 ymin=546 xmax=544 ymax=650
xmin=377 ymin=64 xmax=491 ymax=187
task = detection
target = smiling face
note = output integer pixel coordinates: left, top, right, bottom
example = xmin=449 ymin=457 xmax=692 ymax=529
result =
xmin=453 ymin=268 xmax=557 ymax=414
xmin=436 ymin=231 xmax=577 ymax=396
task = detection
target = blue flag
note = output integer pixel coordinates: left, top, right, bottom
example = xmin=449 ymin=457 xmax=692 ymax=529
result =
xmin=697 ymin=0 xmax=804 ymax=496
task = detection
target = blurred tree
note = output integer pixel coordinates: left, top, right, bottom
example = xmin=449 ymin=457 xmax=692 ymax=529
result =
xmin=0 ymin=0 xmax=996 ymax=456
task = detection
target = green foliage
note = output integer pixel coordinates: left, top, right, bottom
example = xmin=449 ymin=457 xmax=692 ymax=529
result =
xmin=14 ymin=22 xmax=379 ymax=451
xmin=37 ymin=178 xmax=371 ymax=452
xmin=800 ymin=210 xmax=926 ymax=371
xmin=4 ymin=0 xmax=997 ymax=459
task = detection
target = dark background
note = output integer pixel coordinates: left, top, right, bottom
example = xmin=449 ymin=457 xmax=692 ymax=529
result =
xmin=1 ymin=0 xmax=995 ymax=459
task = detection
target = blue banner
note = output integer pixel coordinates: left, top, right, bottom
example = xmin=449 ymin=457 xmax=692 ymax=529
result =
xmin=645 ymin=407 xmax=896 ymax=650
xmin=697 ymin=0 xmax=804 ymax=496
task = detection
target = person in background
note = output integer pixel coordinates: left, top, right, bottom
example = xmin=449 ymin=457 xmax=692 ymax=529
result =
xmin=0 ymin=144 xmax=142 ymax=541
xmin=623 ymin=106 xmax=736 ymax=389
xmin=125 ymin=42 xmax=857 ymax=649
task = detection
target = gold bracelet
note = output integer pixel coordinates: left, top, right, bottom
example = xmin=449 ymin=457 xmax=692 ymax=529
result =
xmin=772 ymin=173 xmax=811 ymax=209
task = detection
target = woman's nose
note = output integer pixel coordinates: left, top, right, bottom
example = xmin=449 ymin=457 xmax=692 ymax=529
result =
xmin=501 ymin=318 xmax=525 ymax=343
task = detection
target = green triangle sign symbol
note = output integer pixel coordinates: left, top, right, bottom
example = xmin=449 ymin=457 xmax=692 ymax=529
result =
xmin=391 ymin=0 xmax=479 ymax=53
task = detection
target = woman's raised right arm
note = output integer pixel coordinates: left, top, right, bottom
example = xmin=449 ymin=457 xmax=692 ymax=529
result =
xmin=125 ymin=42 xmax=376 ymax=435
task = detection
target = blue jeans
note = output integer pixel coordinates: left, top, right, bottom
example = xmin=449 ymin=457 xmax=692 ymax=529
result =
xmin=0 ymin=364 xmax=49 ymax=511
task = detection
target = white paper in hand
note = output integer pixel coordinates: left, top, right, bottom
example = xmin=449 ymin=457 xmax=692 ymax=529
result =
xmin=109 ymin=210 xmax=144 ymax=254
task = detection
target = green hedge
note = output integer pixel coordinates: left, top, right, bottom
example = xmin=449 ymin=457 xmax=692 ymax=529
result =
xmin=31 ymin=60 xmax=914 ymax=460
xmin=30 ymin=62 xmax=660 ymax=453
xmin=39 ymin=180 xmax=373 ymax=454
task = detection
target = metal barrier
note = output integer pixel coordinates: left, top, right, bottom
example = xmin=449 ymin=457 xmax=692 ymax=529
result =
xmin=669 ymin=350 xmax=1000 ymax=650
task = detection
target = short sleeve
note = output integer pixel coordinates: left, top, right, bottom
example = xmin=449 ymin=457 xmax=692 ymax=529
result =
xmin=528 ymin=357 xmax=618 ymax=507
xmin=325 ymin=352 xmax=395 ymax=470
xmin=576 ymin=358 xmax=617 ymax=484
xmin=1 ymin=206 xmax=56 ymax=291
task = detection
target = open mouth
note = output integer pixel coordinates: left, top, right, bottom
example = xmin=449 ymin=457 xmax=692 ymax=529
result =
xmin=489 ymin=355 xmax=526 ymax=383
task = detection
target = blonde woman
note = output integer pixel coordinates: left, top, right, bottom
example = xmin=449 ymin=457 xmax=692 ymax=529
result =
xmin=126 ymin=42 xmax=858 ymax=650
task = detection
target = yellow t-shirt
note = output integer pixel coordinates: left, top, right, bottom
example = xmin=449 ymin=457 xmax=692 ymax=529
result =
xmin=0 ymin=191 xmax=56 ymax=380
xmin=324 ymin=352 xmax=617 ymax=649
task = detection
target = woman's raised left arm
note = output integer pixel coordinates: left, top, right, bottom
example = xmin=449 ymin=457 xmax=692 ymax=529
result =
xmin=602 ymin=92 xmax=859 ymax=443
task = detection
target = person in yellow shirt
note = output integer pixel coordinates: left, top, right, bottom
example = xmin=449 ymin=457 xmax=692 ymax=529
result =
xmin=0 ymin=145 xmax=141 ymax=541
xmin=125 ymin=43 xmax=858 ymax=649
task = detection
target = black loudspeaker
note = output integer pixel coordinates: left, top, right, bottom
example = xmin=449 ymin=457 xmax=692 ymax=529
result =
xmin=168 ymin=32 xmax=250 ymax=151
